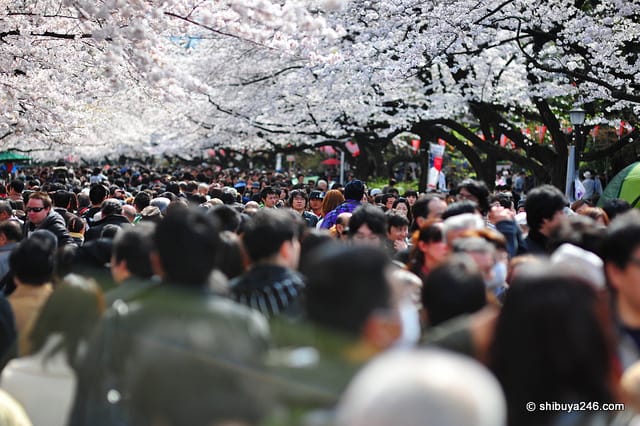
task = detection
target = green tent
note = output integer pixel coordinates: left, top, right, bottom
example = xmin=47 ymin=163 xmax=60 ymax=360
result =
xmin=598 ymin=162 xmax=640 ymax=208
xmin=0 ymin=151 xmax=31 ymax=162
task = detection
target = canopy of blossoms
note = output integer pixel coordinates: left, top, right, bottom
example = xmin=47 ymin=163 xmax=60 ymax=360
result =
xmin=1 ymin=0 xmax=638 ymax=160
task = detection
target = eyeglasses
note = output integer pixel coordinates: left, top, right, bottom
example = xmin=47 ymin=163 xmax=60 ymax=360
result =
xmin=26 ymin=207 xmax=46 ymax=213
xmin=457 ymin=193 xmax=478 ymax=201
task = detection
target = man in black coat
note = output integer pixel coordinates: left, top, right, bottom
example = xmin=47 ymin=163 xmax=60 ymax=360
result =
xmin=85 ymin=199 xmax=131 ymax=241
xmin=23 ymin=191 xmax=75 ymax=247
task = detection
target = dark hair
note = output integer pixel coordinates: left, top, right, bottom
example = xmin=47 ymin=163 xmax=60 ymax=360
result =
xmin=89 ymin=184 xmax=109 ymax=205
xmin=344 ymin=180 xmax=365 ymax=201
xmin=260 ymin=186 xmax=276 ymax=200
xmin=165 ymin=182 xmax=180 ymax=197
xmin=411 ymin=194 xmax=444 ymax=227
xmin=386 ymin=211 xmax=409 ymax=232
xmin=391 ymin=197 xmax=408 ymax=209
xmin=298 ymin=230 xmax=334 ymax=275
xmin=112 ymin=223 xmax=155 ymax=280
xmin=304 ymin=243 xmax=391 ymax=336
xmin=214 ymin=231 xmax=246 ymax=281
xmin=602 ymin=209 xmax=640 ymax=269
xmin=185 ymin=181 xmax=198 ymax=193
xmin=421 ymin=254 xmax=486 ymax=326
xmin=547 ymin=215 xmax=606 ymax=258
xmin=489 ymin=266 xmax=614 ymax=426
xmin=134 ymin=191 xmax=152 ymax=211
xmin=67 ymin=214 xmax=86 ymax=234
xmin=348 ymin=204 xmax=387 ymax=237
xmin=524 ymin=185 xmax=567 ymax=233
xmin=441 ymin=200 xmax=478 ymax=220
xmin=28 ymin=275 xmax=104 ymax=368
xmin=407 ymin=221 xmax=444 ymax=276
xmin=601 ymin=198 xmax=631 ymax=222
xmin=217 ymin=189 xmax=236 ymax=205
xmin=288 ymin=189 xmax=308 ymax=206
xmin=157 ymin=192 xmax=176 ymax=202
xmin=51 ymin=190 xmax=72 ymax=208
xmin=489 ymin=192 xmax=513 ymax=210
xmin=77 ymin=193 xmax=90 ymax=210
xmin=0 ymin=220 xmax=22 ymax=242
xmin=154 ymin=208 xmax=220 ymax=286
xmin=241 ymin=209 xmax=299 ymax=262
xmin=457 ymin=179 xmax=490 ymax=215
xmin=208 ymin=205 xmax=242 ymax=233
xmin=8 ymin=180 xmax=24 ymax=193
xmin=100 ymin=224 xmax=120 ymax=239
xmin=10 ymin=234 xmax=56 ymax=285
xmin=381 ymin=193 xmax=397 ymax=206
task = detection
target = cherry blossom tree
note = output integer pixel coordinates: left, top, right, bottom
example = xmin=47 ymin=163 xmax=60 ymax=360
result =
xmin=1 ymin=0 xmax=639 ymax=185
xmin=1 ymin=0 xmax=345 ymax=159
xmin=314 ymin=0 xmax=640 ymax=187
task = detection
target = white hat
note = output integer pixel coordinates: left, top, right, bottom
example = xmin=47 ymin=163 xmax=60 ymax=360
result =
xmin=583 ymin=171 xmax=592 ymax=179
xmin=550 ymin=243 xmax=605 ymax=289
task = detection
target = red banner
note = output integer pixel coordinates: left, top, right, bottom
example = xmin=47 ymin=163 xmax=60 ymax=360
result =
xmin=536 ymin=125 xmax=547 ymax=143
xmin=320 ymin=145 xmax=336 ymax=155
xmin=433 ymin=156 xmax=443 ymax=171
xmin=411 ymin=139 xmax=421 ymax=153
xmin=345 ymin=141 xmax=360 ymax=157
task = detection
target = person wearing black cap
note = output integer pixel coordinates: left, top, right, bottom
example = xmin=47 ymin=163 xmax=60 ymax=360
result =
xmin=308 ymin=190 xmax=325 ymax=218
xmin=320 ymin=179 xmax=365 ymax=230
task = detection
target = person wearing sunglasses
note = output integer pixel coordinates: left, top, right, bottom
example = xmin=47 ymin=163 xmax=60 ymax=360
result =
xmin=23 ymin=192 xmax=76 ymax=247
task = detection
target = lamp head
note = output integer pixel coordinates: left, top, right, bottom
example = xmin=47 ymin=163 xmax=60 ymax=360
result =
xmin=569 ymin=104 xmax=586 ymax=126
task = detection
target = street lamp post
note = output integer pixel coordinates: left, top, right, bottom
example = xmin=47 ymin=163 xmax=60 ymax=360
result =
xmin=566 ymin=104 xmax=586 ymax=201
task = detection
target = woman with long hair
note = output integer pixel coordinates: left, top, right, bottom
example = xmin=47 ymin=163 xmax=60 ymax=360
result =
xmin=316 ymin=189 xmax=345 ymax=229
xmin=392 ymin=197 xmax=412 ymax=224
xmin=489 ymin=264 xmax=618 ymax=426
xmin=406 ymin=221 xmax=449 ymax=280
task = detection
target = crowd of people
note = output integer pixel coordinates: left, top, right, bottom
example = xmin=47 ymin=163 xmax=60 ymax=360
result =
xmin=0 ymin=162 xmax=638 ymax=426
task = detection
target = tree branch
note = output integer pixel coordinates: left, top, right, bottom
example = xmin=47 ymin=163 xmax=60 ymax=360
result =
xmin=582 ymin=128 xmax=640 ymax=161
xmin=228 ymin=65 xmax=304 ymax=87
xmin=515 ymin=20 xmax=640 ymax=103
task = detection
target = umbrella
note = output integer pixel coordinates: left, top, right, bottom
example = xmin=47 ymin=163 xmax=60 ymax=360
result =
xmin=321 ymin=158 xmax=341 ymax=166
xmin=598 ymin=162 xmax=640 ymax=208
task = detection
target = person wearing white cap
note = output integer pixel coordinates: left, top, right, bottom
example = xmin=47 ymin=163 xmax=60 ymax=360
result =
xmin=581 ymin=170 xmax=595 ymax=201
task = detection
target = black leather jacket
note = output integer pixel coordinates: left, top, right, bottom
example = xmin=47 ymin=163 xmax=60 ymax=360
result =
xmin=23 ymin=210 xmax=76 ymax=247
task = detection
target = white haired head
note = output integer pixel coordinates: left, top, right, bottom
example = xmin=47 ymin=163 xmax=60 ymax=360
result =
xmin=336 ymin=349 xmax=506 ymax=426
